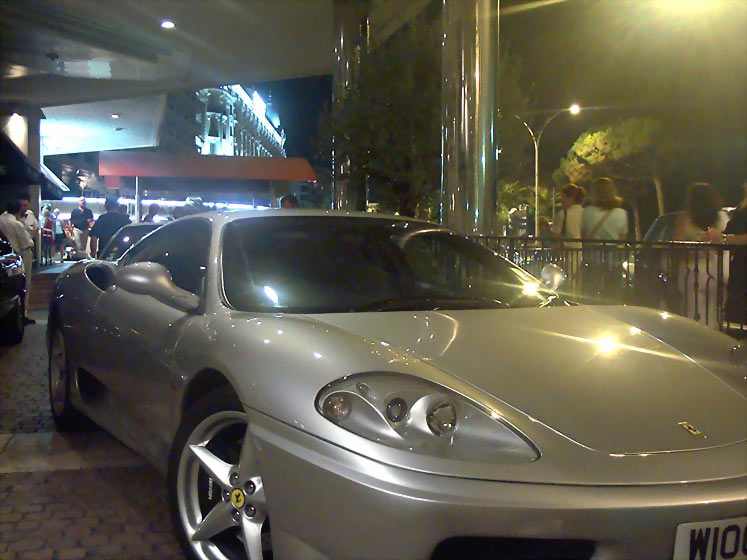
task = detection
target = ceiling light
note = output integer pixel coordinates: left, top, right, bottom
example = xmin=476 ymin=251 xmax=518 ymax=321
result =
xmin=111 ymin=113 xmax=120 ymax=119
xmin=160 ymin=20 xmax=175 ymax=29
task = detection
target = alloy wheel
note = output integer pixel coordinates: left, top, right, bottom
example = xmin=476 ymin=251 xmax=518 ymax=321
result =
xmin=176 ymin=410 xmax=269 ymax=560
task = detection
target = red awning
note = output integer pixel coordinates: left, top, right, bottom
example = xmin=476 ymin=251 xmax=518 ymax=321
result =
xmin=99 ymin=152 xmax=316 ymax=182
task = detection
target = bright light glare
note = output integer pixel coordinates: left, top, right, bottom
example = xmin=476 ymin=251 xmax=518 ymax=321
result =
xmin=263 ymin=285 xmax=279 ymax=305
xmin=629 ymin=326 xmax=642 ymax=335
xmin=522 ymin=282 xmax=539 ymax=296
xmin=111 ymin=113 xmax=120 ymax=119
xmin=652 ymin=0 xmax=740 ymax=21
xmin=6 ymin=113 xmax=27 ymax=149
xmin=251 ymin=91 xmax=267 ymax=118
xmin=660 ymin=312 xmax=670 ymax=320
xmin=596 ymin=336 xmax=618 ymax=355
xmin=655 ymin=0 xmax=715 ymax=14
xmin=160 ymin=20 xmax=175 ymax=29
xmin=569 ymin=104 xmax=581 ymax=115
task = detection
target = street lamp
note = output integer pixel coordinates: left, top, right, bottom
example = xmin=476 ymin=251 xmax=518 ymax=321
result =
xmin=517 ymin=104 xmax=581 ymax=237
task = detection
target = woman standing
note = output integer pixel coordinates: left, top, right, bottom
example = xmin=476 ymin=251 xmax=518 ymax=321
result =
xmin=541 ymin=183 xmax=586 ymax=244
xmin=581 ymin=177 xmax=628 ymax=241
xmin=41 ymin=209 xmax=54 ymax=265
xmin=580 ymin=178 xmax=629 ymax=299
xmin=673 ymin=182 xmax=729 ymax=328
xmin=52 ymin=208 xmax=65 ymax=262
xmin=540 ymin=184 xmax=586 ymax=290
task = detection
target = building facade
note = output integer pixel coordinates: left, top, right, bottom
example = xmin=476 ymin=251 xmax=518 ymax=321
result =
xmin=195 ymin=85 xmax=286 ymax=158
xmin=157 ymin=85 xmax=286 ymax=158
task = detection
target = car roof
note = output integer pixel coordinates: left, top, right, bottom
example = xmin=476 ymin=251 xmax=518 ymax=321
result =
xmin=201 ymin=209 xmax=435 ymax=226
xmin=121 ymin=222 xmax=161 ymax=230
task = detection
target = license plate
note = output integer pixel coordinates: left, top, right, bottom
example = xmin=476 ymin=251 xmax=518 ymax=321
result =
xmin=673 ymin=517 xmax=747 ymax=560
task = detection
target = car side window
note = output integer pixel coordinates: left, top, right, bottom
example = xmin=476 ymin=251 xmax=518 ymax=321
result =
xmin=121 ymin=219 xmax=211 ymax=295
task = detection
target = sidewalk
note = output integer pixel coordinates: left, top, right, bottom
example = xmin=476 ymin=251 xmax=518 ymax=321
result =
xmin=0 ymin=311 xmax=184 ymax=559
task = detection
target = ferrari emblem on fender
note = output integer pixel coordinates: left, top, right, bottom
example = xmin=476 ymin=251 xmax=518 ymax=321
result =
xmin=678 ymin=422 xmax=704 ymax=437
xmin=230 ymin=488 xmax=245 ymax=509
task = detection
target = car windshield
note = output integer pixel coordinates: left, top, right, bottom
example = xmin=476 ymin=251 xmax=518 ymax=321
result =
xmin=100 ymin=225 xmax=159 ymax=261
xmin=222 ymin=216 xmax=558 ymax=313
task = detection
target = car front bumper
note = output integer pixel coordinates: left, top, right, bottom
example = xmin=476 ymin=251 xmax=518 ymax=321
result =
xmin=250 ymin=412 xmax=747 ymax=560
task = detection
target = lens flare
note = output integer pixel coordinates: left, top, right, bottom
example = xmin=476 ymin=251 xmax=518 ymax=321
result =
xmin=596 ymin=336 xmax=618 ymax=355
xmin=522 ymin=282 xmax=539 ymax=296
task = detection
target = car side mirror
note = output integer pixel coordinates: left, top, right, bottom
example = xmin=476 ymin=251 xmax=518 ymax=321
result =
xmin=115 ymin=262 xmax=200 ymax=313
xmin=541 ymin=263 xmax=566 ymax=290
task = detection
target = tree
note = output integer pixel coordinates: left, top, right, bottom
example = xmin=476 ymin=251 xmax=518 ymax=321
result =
xmin=496 ymin=45 xmax=534 ymax=185
xmin=554 ymin=117 xmax=669 ymax=236
xmin=320 ymin=20 xmax=532 ymax=218
xmin=495 ymin=181 xmax=553 ymax=233
xmin=319 ymin=21 xmax=441 ymax=217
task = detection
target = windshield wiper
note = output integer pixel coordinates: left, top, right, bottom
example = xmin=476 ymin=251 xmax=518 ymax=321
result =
xmin=349 ymin=295 xmax=509 ymax=312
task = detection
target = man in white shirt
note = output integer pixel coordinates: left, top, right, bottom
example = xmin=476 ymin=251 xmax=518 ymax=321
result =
xmin=19 ymin=196 xmax=39 ymax=237
xmin=0 ymin=199 xmax=36 ymax=325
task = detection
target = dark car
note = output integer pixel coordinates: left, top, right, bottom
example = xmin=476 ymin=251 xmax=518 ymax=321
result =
xmin=98 ymin=222 xmax=161 ymax=261
xmin=643 ymin=208 xmax=734 ymax=242
xmin=642 ymin=212 xmax=679 ymax=242
xmin=0 ymin=231 xmax=26 ymax=344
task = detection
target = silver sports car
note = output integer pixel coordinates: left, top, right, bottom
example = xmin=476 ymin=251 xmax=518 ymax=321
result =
xmin=48 ymin=210 xmax=747 ymax=560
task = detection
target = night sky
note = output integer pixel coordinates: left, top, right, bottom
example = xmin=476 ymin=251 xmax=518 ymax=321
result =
xmin=259 ymin=0 xmax=745 ymax=203
xmin=255 ymin=75 xmax=332 ymax=166
xmin=500 ymin=0 xmax=746 ymax=202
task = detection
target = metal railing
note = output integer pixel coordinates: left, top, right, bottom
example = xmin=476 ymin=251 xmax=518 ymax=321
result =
xmin=472 ymin=236 xmax=746 ymax=337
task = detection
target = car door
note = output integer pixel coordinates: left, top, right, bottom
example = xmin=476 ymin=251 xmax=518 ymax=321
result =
xmin=91 ymin=218 xmax=212 ymax=456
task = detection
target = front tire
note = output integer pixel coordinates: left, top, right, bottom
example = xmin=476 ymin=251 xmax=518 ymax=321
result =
xmin=47 ymin=324 xmax=86 ymax=431
xmin=168 ymin=386 xmax=271 ymax=560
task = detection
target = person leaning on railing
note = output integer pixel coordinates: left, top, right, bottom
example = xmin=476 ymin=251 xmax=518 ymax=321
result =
xmin=673 ymin=182 xmax=729 ymax=328
xmin=702 ymin=182 xmax=747 ymax=326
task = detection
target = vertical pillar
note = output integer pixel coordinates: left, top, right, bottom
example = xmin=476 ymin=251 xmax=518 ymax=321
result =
xmin=441 ymin=0 xmax=499 ymax=235
xmin=332 ymin=0 xmax=370 ymax=210
xmin=135 ymin=176 xmax=142 ymax=222
xmin=26 ymin=109 xmax=43 ymax=262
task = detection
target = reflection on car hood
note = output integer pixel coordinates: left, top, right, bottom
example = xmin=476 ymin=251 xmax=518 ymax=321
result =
xmin=311 ymin=306 xmax=747 ymax=455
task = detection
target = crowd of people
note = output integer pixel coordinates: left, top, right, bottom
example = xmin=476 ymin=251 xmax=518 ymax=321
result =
xmin=0 ymin=196 xmax=37 ymax=325
xmin=539 ymin=177 xmax=747 ymax=328
xmin=1 ymin=184 xmax=742 ymax=330
xmin=540 ymin=177 xmax=630 ymax=242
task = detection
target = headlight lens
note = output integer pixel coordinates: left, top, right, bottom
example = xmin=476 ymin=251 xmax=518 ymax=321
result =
xmin=316 ymin=373 xmax=539 ymax=463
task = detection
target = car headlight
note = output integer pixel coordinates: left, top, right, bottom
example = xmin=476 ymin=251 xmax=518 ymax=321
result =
xmin=316 ymin=372 xmax=539 ymax=463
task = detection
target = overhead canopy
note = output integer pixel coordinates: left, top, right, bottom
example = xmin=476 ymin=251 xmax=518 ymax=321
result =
xmin=1 ymin=0 xmax=429 ymax=108
xmin=99 ymin=151 xmax=316 ymax=185
xmin=42 ymin=95 xmax=166 ymax=155
xmin=0 ymin=132 xmax=66 ymax=199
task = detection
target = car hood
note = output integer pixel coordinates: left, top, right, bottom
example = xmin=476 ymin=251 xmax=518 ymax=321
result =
xmin=310 ymin=306 xmax=747 ymax=455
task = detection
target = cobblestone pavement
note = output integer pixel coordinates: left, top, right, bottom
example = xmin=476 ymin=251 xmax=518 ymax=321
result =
xmin=0 ymin=312 xmax=185 ymax=559
xmin=0 ymin=315 xmax=54 ymax=434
